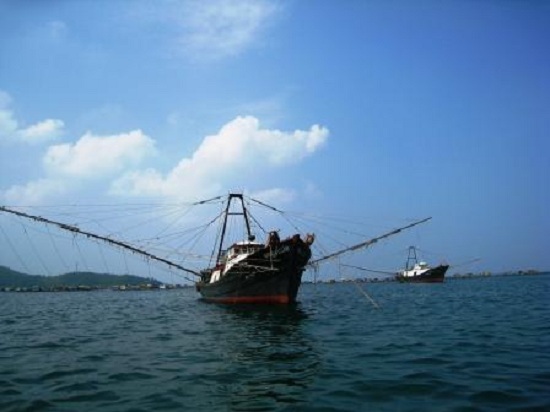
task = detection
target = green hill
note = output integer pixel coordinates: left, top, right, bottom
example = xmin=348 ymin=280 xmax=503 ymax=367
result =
xmin=0 ymin=265 xmax=161 ymax=289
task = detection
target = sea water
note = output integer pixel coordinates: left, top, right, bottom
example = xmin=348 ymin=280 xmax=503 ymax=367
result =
xmin=1 ymin=274 xmax=549 ymax=411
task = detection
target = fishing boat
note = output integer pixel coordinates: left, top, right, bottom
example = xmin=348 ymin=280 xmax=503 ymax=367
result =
xmin=195 ymin=193 xmax=315 ymax=304
xmin=396 ymin=246 xmax=448 ymax=283
xmin=0 ymin=194 xmax=433 ymax=304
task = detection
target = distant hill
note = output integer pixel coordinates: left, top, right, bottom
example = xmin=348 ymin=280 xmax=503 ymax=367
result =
xmin=0 ymin=265 xmax=161 ymax=289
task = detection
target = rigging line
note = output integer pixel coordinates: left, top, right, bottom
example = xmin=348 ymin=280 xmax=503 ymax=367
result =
xmin=72 ymin=234 xmax=90 ymax=272
xmin=193 ymin=195 xmax=225 ymax=205
xmin=88 ymin=204 xmax=179 ymax=236
xmin=138 ymin=211 xmax=226 ymax=245
xmin=99 ymin=204 xmax=185 ymax=239
xmin=338 ymin=264 xmax=381 ymax=308
xmin=247 ymin=197 xmax=304 ymax=234
xmin=44 ymin=203 xmax=182 ymax=235
xmin=246 ymin=196 xmax=284 ymax=213
xmin=450 ymin=258 xmax=481 ymax=268
xmin=0 ymin=205 xmax=201 ymax=277
xmin=247 ymin=211 xmax=267 ymax=235
xmin=169 ymin=272 xmax=195 ymax=283
xmin=278 ymin=212 xmax=349 ymax=252
xmin=352 ymin=281 xmax=380 ymax=309
xmin=339 ymin=264 xmax=381 ymax=308
xmin=0 ymin=222 xmax=32 ymax=274
xmin=122 ymin=249 xmax=130 ymax=275
xmin=21 ymin=223 xmax=51 ymax=276
xmin=308 ymin=217 xmax=432 ymax=266
xmin=96 ymin=240 xmax=110 ymax=274
xmin=150 ymin=204 xmax=195 ymax=240
xmin=168 ymin=210 xmax=225 ymax=261
xmin=279 ymin=212 xmax=305 ymax=235
xmin=341 ymin=263 xmax=396 ymax=276
xmin=209 ymin=200 xmax=228 ymax=265
xmin=45 ymin=225 xmax=71 ymax=273
xmin=283 ymin=210 xmax=383 ymax=237
xmin=15 ymin=202 xmax=192 ymax=209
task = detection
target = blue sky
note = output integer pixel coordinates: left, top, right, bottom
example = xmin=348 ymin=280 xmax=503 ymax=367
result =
xmin=1 ymin=0 xmax=548 ymax=280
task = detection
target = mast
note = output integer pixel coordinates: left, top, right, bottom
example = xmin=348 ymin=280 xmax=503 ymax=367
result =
xmin=405 ymin=246 xmax=418 ymax=271
xmin=215 ymin=194 xmax=255 ymax=263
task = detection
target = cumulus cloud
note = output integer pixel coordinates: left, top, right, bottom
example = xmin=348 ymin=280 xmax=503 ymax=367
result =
xmin=2 ymin=115 xmax=328 ymax=205
xmin=1 ymin=129 xmax=157 ymax=204
xmin=0 ymin=109 xmax=18 ymax=139
xmin=2 ymin=179 xmax=67 ymax=205
xmin=0 ymin=90 xmax=64 ymax=144
xmin=44 ymin=130 xmax=157 ymax=178
xmin=111 ymin=116 xmax=329 ymax=199
xmin=19 ymin=119 xmax=65 ymax=143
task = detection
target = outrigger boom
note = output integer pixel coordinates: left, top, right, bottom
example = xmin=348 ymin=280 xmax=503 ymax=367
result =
xmin=0 ymin=205 xmax=200 ymax=277
xmin=308 ymin=217 xmax=432 ymax=266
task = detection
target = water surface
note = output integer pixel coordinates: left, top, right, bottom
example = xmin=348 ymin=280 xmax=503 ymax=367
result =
xmin=1 ymin=274 xmax=549 ymax=411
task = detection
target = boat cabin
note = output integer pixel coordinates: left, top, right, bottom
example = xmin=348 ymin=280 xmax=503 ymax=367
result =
xmin=226 ymin=241 xmax=264 ymax=260
xmin=401 ymin=261 xmax=430 ymax=277
xmin=209 ymin=241 xmax=264 ymax=284
xmin=217 ymin=241 xmax=260 ymax=264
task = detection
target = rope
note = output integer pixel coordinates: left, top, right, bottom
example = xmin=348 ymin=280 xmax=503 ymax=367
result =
xmin=0 ymin=223 xmax=32 ymax=273
xmin=21 ymin=223 xmax=51 ymax=275
xmin=353 ymin=281 xmax=380 ymax=309
xmin=46 ymin=225 xmax=71 ymax=273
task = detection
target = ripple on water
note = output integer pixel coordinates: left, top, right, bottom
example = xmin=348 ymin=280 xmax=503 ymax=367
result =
xmin=0 ymin=277 xmax=549 ymax=411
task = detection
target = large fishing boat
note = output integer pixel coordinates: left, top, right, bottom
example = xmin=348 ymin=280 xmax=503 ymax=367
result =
xmin=0 ymin=194 xmax=433 ymax=304
xmin=396 ymin=246 xmax=448 ymax=283
xmin=195 ymin=193 xmax=314 ymax=304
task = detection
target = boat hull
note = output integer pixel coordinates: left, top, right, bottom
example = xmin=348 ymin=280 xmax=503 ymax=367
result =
xmin=196 ymin=268 xmax=304 ymax=304
xmin=396 ymin=264 xmax=449 ymax=283
xmin=195 ymin=237 xmax=311 ymax=304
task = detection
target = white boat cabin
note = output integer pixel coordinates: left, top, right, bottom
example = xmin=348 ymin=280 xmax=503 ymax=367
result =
xmin=401 ymin=261 xmax=430 ymax=278
xmin=210 ymin=241 xmax=264 ymax=283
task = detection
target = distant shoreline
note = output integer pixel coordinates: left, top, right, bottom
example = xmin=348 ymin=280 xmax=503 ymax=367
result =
xmin=0 ymin=266 xmax=550 ymax=293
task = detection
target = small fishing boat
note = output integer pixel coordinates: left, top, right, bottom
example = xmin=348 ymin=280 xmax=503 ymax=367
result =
xmin=396 ymin=246 xmax=448 ymax=283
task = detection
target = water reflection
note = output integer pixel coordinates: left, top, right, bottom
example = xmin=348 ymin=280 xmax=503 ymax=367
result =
xmin=206 ymin=303 xmax=320 ymax=411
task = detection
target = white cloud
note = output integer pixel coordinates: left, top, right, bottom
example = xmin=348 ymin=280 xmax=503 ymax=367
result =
xmin=0 ymin=90 xmax=64 ymax=144
xmin=0 ymin=109 xmax=18 ymax=139
xmin=1 ymin=129 xmax=158 ymax=204
xmin=155 ymin=0 xmax=279 ymax=61
xmin=111 ymin=116 xmax=328 ymax=199
xmin=2 ymin=115 xmax=327 ymax=205
xmin=2 ymin=179 xmax=67 ymax=205
xmin=44 ymin=130 xmax=157 ymax=178
xmin=19 ymin=119 xmax=65 ymax=143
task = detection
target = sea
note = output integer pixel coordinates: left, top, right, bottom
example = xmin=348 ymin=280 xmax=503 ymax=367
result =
xmin=1 ymin=274 xmax=549 ymax=412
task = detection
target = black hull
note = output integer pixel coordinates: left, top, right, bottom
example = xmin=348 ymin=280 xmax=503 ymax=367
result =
xmin=396 ymin=265 xmax=449 ymax=283
xmin=196 ymin=268 xmax=304 ymax=304
xmin=195 ymin=238 xmax=311 ymax=304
